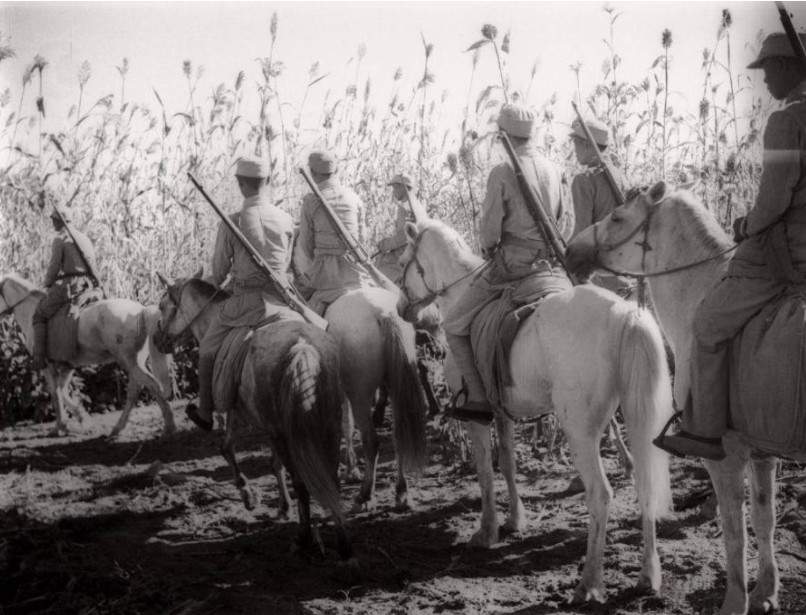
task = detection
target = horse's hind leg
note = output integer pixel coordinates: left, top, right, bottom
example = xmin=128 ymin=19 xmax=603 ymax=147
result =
xmin=565 ymin=428 xmax=611 ymax=605
xmin=466 ymin=421 xmax=498 ymax=548
xmin=45 ymin=366 xmax=68 ymax=436
xmin=341 ymin=402 xmax=360 ymax=482
xmin=705 ymin=454 xmax=750 ymax=615
xmin=748 ymin=455 xmax=779 ymax=613
xmin=495 ymin=414 xmax=525 ymax=534
xmin=221 ymin=412 xmax=258 ymax=510
xmin=351 ymin=393 xmax=380 ymax=512
xmin=271 ymin=452 xmax=292 ymax=519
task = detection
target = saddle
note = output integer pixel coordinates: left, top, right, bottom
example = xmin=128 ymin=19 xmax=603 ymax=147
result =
xmin=730 ymin=286 xmax=806 ymax=460
xmin=470 ymin=271 xmax=572 ymax=410
xmin=47 ymin=287 xmax=103 ymax=363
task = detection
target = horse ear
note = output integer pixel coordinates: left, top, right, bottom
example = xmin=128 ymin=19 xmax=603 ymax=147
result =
xmin=156 ymin=272 xmax=170 ymax=287
xmin=192 ymin=266 xmax=204 ymax=279
xmin=648 ymin=181 xmax=667 ymax=204
xmin=404 ymin=221 xmax=419 ymax=244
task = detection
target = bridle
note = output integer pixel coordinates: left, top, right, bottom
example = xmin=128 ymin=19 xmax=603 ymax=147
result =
xmin=155 ymin=281 xmax=224 ymax=352
xmin=0 ymin=280 xmax=34 ymax=317
xmin=400 ymin=228 xmax=488 ymax=314
xmin=591 ymin=196 xmax=737 ymax=280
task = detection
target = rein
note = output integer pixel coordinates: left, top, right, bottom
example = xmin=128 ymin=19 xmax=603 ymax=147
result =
xmin=592 ymin=203 xmax=738 ymax=280
xmin=0 ymin=280 xmax=34 ymax=317
xmin=401 ymin=229 xmax=489 ymax=312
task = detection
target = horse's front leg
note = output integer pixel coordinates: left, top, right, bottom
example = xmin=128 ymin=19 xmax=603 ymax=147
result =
xmin=466 ymin=421 xmax=498 ymax=548
xmin=108 ymin=374 xmax=141 ymax=439
xmin=341 ymin=401 xmax=361 ymax=482
xmin=705 ymin=453 xmax=749 ymax=615
xmin=748 ymin=455 xmax=779 ymax=614
xmin=45 ymin=366 xmax=68 ymax=436
xmin=351 ymin=393 xmax=379 ymax=512
xmin=495 ymin=414 xmax=525 ymax=534
xmin=565 ymin=428 xmax=611 ymax=605
xmin=220 ymin=411 xmax=258 ymax=510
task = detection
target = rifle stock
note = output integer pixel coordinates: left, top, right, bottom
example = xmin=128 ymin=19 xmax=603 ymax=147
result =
xmin=298 ymin=167 xmax=399 ymax=294
xmin=570 ymin=101 xmax=625 ymax=205
xmin=187 ymin=173 xmax=328 ymax=330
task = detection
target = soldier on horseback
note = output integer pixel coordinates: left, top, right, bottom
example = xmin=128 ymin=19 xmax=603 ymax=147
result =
xmin=375 ymin=173 xmax=425 ymax=283
xmin=186 ymin=157 xmax=299 ymax=431
xmin=443 ymin=103 xmax=574 ymax=423
xmin=656 ymin=31 xmax=806 ymax=460
xmin=32 ymin=207 xmax=98 ymax=371
xmin=568 ymin=117 xmax=634 ymax=298
xmin=296 ymin=151 xmax=372 ymax=315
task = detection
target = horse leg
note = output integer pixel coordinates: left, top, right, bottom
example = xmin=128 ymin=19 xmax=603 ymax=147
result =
xmin=466 ymin=421 xmax=498 ymax=548
xmin=220 ymin=412 xmax=258 ymax=510
xmin=108 ymin=374 xmax=140 ymax=439
xmin=45 ymin=366 xmax=68 ymax=436
xmin=705 ymin=453 xmax=749 ymax=615
xmin=417 ymin=359 xmax=441 ymax=416
xmin=351 ymin=393 xmax=380 ymax=512
xmin=271 ymin=452 xmax=292 ymax=520
xmin=748 ymin=456 xmax=779 ymax=614
xmin=372 ymin=384 xmax=389 ymax=428
xmin=608 ymin=415 xmax=634 ymax=480
xmin=292 ymin=477 xmax=316 ymax=554
xmin=566 ymin=429 xmax=611 ymax=605
xmin=58 ymin=367 xmax=88 ymax=425
xmin=342 ymin=402 xmax=361 ymax=482
xmin=495 ymin=414 xmax=525 ymax=534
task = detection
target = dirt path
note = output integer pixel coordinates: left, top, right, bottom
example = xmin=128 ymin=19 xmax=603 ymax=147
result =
xmin=0 ymin=404 xmax=804 ymax=614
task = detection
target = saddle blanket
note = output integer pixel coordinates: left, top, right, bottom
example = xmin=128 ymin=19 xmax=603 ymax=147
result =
xmin=212 ymin=310 xmax=301 ymax=413
xmin=47 ymin=287 xmax=103 ymax=363
xmin=471 ymin=271 xmax=572 ymax=409
xmin=730 ymin=288 xmax=806 ymax=459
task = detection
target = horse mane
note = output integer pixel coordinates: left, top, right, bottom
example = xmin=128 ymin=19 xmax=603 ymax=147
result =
xmin=418 ymin=218 xmax=480 ymax=265
xmin=668 ymin=189 xmax=733 ymax=253
xmin=179 ymin=277 xmax=229 ymax=303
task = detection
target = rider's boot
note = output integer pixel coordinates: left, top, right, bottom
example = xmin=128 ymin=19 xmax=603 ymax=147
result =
xmin=31 ymin=321 xmax=48 ymax=371
xmin=186 ymin=352 xmax=215 ymax=431
xmin=445 ymin=334 xmax=493 ymax=425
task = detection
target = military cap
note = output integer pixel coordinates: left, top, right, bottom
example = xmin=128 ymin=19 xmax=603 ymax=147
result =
xmin=388 ymin=173 xmax=414 ymax=188
xmin=497 ymin=104 xmax=535 ymax=138
xmin=235 ymin=157 xmax=269 ymax=178
xmin=570 ymin=117 xmax=610 ymax=147
xmin=748 ymin=32 xmax=806 ymax=68
xmin=308 ymin=151 xmax=338 ymax=174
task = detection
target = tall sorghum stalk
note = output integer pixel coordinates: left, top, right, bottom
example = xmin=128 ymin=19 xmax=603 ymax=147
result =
xmin=418 ymin=34 xmax=433 ymax=194
xmin=76 ymin=61 xmax=91 ymax=134
xmin=116 ymin=58 xmax=129 ymax=109
xmin=11 ymin=64 xmax=32 ymax=157
xmin=661 ymin=29 xmax=672 ymax=179
xmin=721 ymin=10 xmax=739 ymax=150
xmin=33 ymin=54 xmax=48 ymax=158
xmin=570 ymin=62 xmax=582 ymax=109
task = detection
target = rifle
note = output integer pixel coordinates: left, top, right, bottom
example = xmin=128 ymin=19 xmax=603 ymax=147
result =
xmin=46 ymin=195 xmax=103 ymax=292
xmin=571 ymin=101 xmax=625 ymax=205
xmin=777 ymin=2 xmax=806 ymax=68
xmin=497 ymin=130 xmax=571 ymax=276
xmin=298 ymin=167 xmax=399 ymax=294
xmin=187 ymin=173 xmax=328 ymax=330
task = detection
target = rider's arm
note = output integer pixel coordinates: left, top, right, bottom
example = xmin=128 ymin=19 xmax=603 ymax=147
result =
xmin=43 ymin=237 xmax=63 ymax=287
xmin=746 ymin=110 xmax=803 ymax=236
xmin=209 ymin=218 xmax=235 ymax=287
xmin=297 ymin=195 xmax=316 ymax=262
xmin=570 ymin=172 xmax=595 ymax=238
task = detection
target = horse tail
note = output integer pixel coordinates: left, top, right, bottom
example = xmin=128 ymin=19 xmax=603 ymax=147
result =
xmin=617 ymin=307 xmax=674 ymax=520
xmin=379 ymin=314 xmax=427 ymax=474
xmin=280 ymin=337 xmax=344 ymax=524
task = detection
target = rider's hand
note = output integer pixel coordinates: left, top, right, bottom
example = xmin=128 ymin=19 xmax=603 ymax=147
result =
xmin=732 ymin=216 xmax=748 ymax=243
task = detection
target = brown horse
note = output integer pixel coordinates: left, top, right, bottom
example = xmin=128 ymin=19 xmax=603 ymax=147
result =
xmin=157 ymin=274 xmax=352 ymax=561
xmin=0 ymin=273 xmax=174 ymax=437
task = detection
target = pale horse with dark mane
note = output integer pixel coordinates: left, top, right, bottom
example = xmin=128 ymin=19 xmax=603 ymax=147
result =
xmin=567 ymin=181 xmax=801 ymax=615
xmin=156 ymin=273 xmax=354 ymax=562
xmin=396 ymin=217 xmax=674 ymax=603
xmin=0 ymin=273 xmax=174 ymax=437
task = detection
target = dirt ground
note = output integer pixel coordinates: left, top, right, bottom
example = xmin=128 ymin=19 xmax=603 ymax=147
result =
xmin=1 ymin=404 xmax=805 ymax=615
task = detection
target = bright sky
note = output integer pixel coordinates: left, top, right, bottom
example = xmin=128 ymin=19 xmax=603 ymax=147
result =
xmin=0 ymin=1 xmax=801 ymax=148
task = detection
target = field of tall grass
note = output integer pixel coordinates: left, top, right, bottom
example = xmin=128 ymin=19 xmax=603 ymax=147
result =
xmin=0 ymin=7 xmax=773 ymax=422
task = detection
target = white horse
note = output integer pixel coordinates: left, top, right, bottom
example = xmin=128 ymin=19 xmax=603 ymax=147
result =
xmin=0 ymin=273 xmax=174 ymax=437
xmin=396 ymin=218 xmax=673 ymax=602
xmin=566 ymin=181 xmax=784 ymax=615
xmin=323 ymin=286 xmax=428 ymax=510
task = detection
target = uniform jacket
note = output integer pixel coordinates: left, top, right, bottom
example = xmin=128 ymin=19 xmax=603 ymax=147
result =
xmin=297 ymin=178 xmax=367 ymax=291
xmin=43 ymin=229 xmax=96 ymax=287
xmin=480 ymin=143 xmax=572 ymax=282
xmin=731 ymin=81 xmax=806 ymax=279
xmin=570 ymin=163 xmax=624 ymax=238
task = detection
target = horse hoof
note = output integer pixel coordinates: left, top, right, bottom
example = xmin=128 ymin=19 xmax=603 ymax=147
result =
xmin=50 ymin=424 xmax=69 ymax=438
xmin=571 ymin=584 xmax=607 ymax=605
xmin=749 ymin=599 xmax=778 ymax=614
xmin=106 ymin=430 xmax=121 ymax=441
xmin=240 ymin=487 xmax=258 ymax=511
xmin=468 ymin=529 xmax=497 ymax=549
xmin=636 ymin=575 xmax=661 ymax=596
xmin=335 ymin=557 xmax=362 ymax=584
xmin=394 ymin=495 xmax=411 ymax=512
xmin=351 ymin=499 xmax=375 ymax=514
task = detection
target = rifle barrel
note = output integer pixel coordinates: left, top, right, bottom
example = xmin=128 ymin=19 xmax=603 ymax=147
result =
xmin=570 ymin=101 xmax=625 ymax=205
xmin=777 ymin=2 xmax=806 ymax=68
